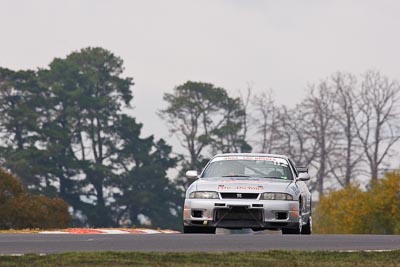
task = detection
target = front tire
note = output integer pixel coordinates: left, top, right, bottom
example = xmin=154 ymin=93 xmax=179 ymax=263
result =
xmin=183 ymin=226 xmax=216 ymax=234
xmin=301 ymin=216 xmax=312 ymax=235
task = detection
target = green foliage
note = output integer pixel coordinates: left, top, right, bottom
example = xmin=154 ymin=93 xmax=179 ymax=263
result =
xmin=314 ymin=171 xmax=400 ymax=234
xmin=0 ymin=68 xmax=43 ymax=149
xmin=0 ymin=68 xmax=47 ymax=190
xmin=0 ymin=47 xmax=181 ymax=229
xmin=0 ymin=168 xmax=70 ymax=229
xmin=160 ymin=81 xmax=250 ymax=188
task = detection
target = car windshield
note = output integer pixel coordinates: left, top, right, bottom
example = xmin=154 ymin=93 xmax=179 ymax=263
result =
xmin=201 ymin=156 xmax=293 ymax=180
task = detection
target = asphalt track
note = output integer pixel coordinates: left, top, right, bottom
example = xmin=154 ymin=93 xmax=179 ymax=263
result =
xmin=1 ymin=233 xmax=400 ymax=254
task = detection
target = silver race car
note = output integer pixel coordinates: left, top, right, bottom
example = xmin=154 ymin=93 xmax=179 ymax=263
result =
xmin=183 ymin=153 xmax=312 ymax=234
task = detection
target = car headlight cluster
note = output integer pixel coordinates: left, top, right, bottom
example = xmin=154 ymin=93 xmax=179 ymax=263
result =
xmin=189 ymin=191 xmax=219 ymax=199
xmin=260 ymin=192 xmax=293 ymax=200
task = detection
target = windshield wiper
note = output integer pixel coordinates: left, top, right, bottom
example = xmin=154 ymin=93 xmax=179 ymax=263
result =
xmin=259 ymin=176 xmax=284 ymax=179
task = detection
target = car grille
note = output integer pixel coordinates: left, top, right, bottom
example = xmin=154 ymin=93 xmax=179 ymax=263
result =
xmin=220 ymin=193 xmax=259 ymax=199
xmin=214 ymin=206 xmax=264 ymax=228
xmin=215 ymin=207 xmax=263 ymax=221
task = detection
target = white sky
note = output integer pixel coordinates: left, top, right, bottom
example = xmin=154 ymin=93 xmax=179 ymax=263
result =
xmin=1 ymin=0 xmax=400 ymax=157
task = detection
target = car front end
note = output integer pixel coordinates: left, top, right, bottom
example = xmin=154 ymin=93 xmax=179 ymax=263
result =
xmin=183 ymin=183 xmax=301 ymax=230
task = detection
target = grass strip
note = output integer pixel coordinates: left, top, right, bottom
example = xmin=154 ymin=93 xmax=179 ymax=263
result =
xmin=0 ymin=250 xmax=399 ymax=267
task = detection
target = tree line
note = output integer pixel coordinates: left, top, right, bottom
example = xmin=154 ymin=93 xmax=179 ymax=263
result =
xmin=0 ymin=47 xmax=181 ymax=229
xmin=1 ymin=47 xmax=399 ymax=229
xmin=162 ymin=72 xmax=400 ymax=198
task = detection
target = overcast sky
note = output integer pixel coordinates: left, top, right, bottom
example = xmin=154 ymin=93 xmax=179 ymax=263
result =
xmin=2 ymin=0 xmax=400 ymax=151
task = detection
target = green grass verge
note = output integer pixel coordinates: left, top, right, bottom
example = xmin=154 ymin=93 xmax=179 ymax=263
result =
xmin=1 ymin=250 xmax=400 ymax=267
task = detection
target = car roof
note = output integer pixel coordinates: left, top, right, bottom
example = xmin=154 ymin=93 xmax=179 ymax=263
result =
xmin=212 ymin=153 xmax=289 ymax=160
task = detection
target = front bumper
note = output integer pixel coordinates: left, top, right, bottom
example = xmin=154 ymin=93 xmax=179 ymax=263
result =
xmin=183 ymin=198 xmax=300 ymax=229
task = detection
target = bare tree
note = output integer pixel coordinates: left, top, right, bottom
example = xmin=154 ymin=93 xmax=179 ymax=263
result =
xmin=301 ymin=81 xmax=341 ymax=196
xmin=252 ymin=90 xmax=281 ymax=153
xmin=329 ymin=72 xmax=363 ymax=186
xmin=354 ymin=70 xmax=400 ymax=182
xmin=277 ymin=106 xmax=317 ymax=167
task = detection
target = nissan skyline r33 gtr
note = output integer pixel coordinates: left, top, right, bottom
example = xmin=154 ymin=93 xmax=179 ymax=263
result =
xmin=183 ymin=153 xmax=312 ymax=234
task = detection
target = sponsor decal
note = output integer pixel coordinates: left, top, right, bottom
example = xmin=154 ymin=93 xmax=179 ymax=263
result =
xmin=218 ymin=185 xmax=264 ymax=190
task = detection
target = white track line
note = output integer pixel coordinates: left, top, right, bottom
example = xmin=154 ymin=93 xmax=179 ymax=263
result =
xmin=98 ymin=229 xmax=130 ymax=234
xmin=39 ymin=231 xmax=69 ymax=234
xmin=39 ymin=229 xmax=180 ymax=234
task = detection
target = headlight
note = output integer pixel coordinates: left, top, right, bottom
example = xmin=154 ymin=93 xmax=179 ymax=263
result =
xmin=189 ymin=191 xmax=219 ymax=199
xmin=260 ymin=192 xmax=293 ymax=200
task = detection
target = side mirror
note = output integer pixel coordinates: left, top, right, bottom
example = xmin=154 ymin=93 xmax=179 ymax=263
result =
xmin=186 ymin=170 xmax=199 ymax=180
xmin=297 ymin=172 xmax=310 ymax=181
xmin=296 ymin=166 xmax=308 ymax=173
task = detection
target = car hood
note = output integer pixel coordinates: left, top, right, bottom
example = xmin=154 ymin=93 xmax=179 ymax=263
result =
xmin=191 ymin=177 xmax=292 ymax=193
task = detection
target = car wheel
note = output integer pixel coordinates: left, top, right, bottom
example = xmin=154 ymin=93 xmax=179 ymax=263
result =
xmin=183 ymin=226 xmax=216 ymax=234
xmin=301 ymin=216 xmax=312 ymax=235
